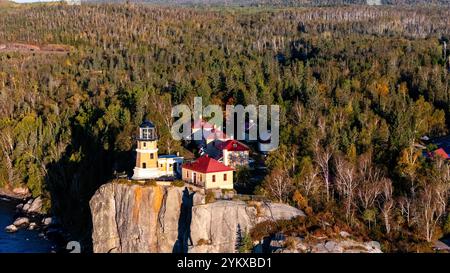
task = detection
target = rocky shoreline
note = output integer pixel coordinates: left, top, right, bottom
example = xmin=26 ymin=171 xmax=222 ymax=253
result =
xmin=265 ymin=233 xmax=382 ymax=253
xmin=1 ymin=194 xmax=69 ymax=251
xmin=4 ymin=196 xmax=52 ymax=233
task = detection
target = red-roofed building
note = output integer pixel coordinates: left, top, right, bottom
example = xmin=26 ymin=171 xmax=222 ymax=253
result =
xmin=191 ymin=119 xmax=232 ymax=148
xmin=182 ymin=155 xmax=234 ymax=189
xmin=430 ymin=148 xmax=449 ymax=160
xmin=215 ymin=139 xmax=250 ymax=168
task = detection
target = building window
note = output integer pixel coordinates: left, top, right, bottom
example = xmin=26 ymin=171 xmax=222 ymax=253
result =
xmin=212 ymin=175 xmax=216 ymax=182
xmin=143 ymin=142 xmax=146 ymax=147
xmin=199 ymin=174 xmax=202 ymax=181
xmin=169 ymin=164 xmax=172 ymax=168
xmin=150 ymin=153 xmax=154 ymax=159
xmin=160 ymin=164 xmax=163 ymax=168
xmin=142 ymin=163 xmax=146 ymax=169
xmin=224 ymin=173 xmax=227 ymax=181
xmin=186 ymin=171 xmax=189 ymax=178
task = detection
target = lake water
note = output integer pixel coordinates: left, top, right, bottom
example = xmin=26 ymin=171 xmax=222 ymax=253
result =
xmin=0 ymin=198 xmax=56 ymax=253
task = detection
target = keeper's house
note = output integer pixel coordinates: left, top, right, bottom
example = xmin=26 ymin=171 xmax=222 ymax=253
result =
xmin=181 ymin=155 xmax=234 ymax=190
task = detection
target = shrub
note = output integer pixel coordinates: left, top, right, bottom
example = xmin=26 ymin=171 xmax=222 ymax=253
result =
xmin=221 ymin=188 xmax=235 ymax=194
xmin=238 ymin=232 xmax=254 ymax=253
xmin=247 ymin=201 xmax=264 ymax=216
xmin=41 ymin=197 xmax=52 ymax=214
xmin=250 ymin=220 xmax=278 ymax=241
xmin=444 ymin=214 xmax=450 ymax=236
xmin=284 ymin=237 xmax=297 ymax=250
xmin=250 ymin=216 xmax=309 ymax=241
xmin=115 ymin=179 xmax=132 ymax=185
xmin=144 ymin=180 xmax=157 ymax=187
xmin=171 ymin=180 xmax=185 ymax=187
xmin=426 ymin=143 xmax=438 ymax=152
xmin=206 ymin=191 xmax=216 ymax=203
xmin=197 ymin=238 xmax=210 ymax=246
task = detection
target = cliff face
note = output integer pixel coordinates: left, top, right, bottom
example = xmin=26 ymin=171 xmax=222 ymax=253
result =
xmin=89 ymin=182 xmax=305 ymax=253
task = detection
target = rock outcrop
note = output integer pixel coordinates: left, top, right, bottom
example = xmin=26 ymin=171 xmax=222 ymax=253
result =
xmin=13 ymin=217 xmax=30 ymax=228
xmin=271 ymin=236 xmax=382 ymax=253
xmin=90 ymin=182 xmax=305 ymax=253
xmin=25 ymin=197 xmax=43 ymax=214
xmin=0 ymin=186 xmax=31 ymax=200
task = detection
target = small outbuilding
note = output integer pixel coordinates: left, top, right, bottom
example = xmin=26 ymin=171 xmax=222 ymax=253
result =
xmin=181 ymin=155 xmax=234 ymax=190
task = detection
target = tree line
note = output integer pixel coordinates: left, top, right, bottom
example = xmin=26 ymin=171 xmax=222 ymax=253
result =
xmin=1 ymin=3 xmax=450 ymax=250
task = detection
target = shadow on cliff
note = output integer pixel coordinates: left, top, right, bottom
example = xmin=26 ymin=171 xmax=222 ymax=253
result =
xmin=43 ymin=118 xmax=135 ymax=252
xmin=172 ymin=187 xmax=194 ymax=253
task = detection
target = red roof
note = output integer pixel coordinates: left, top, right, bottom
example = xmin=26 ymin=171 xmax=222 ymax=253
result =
xmin=192 ymin=119 xmax=231 ymax=140
xmin=216 ymin=139 xmax=249 ymax=152
xmin=192 ymin=119 xmax=215 ymax=130
xmin=204 ymin=128 xmax=231 ymax=141
xmin=182 ymin=155 xmax=234 ymax=173
xmin=432 ymin=148 xmax=449 ymax=159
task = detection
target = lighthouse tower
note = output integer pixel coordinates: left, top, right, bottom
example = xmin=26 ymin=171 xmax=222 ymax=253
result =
xmin=132 ymin=121 xmax=160 ymax=180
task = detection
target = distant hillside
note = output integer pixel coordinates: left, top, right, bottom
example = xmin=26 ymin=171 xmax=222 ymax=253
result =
xmin=0 ymin=0 xmax=13 ymax=7
xmin=85 ymin=0 xmax=450 ymax=6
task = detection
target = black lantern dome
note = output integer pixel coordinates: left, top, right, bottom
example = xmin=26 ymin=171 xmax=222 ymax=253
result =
xmin=140 ymin=120 xmax=155 ymax=128
xmin=138 ymin=120 xmax=157 ymax=141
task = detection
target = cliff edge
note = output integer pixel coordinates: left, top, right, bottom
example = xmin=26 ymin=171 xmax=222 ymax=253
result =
xmin=89 ymin=181 xmax=304 ymax=253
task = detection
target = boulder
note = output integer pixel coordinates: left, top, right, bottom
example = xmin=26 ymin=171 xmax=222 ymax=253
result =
xmin=28 ymin=222 xmax=37 ymax=230
xmin=193 ymin=191 xmax=205 ymax=206
xmin=5 ymin=224 xmax=18 ymax=233
xmin=42 ymin=217 xmax=53 ymax=226
xmin=22 ymin=203 xmax=30 ymax=212
xmin=324 ymin=241 xmax=344 ymax=253
xmin=12 ymin=187 xmax=30 ymax=196
xmin=272 ymin=236 xmax=382 ymax=253
xmin=27 ymin=197 xmax=43 ymax=214
xmin=365 ymin=241 xmax=382 ymax=251
xmin=259 ymin=202 xmax=305 ymax=221
xmin=312 ymin=242 xmax=329 ymax=253
xmin=16 ymin=203 xmax=24 ymax=211
xmin=13 ymin=217 xmax=30 ymax=227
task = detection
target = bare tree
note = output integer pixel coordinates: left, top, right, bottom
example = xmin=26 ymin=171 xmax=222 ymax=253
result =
xmin=398 ymin=196 xmax=413 ymax=226
xmin=334 ymin=155 xmax=358 ymax=222
xmin=264 ymin=169 xmax=293 ymax=203
xmin=298 ymin=163 xmax=320 ymax=198
xmin=356 ymin=153 xmax=384 ymax=211
xmin=314 ymin=145 xmax=333 ymax=202
xmin=415 ymin=183 xmax=448 ymax=242
xmin=149 ymin=91 xmax=175 ymax=154
xmin=292 ymin=99 xmax=303 ymax=125
xmin=378 ymin=179 xmax=394 ymax=234
xmin=408 ymin=158 xmax=450 ymax=242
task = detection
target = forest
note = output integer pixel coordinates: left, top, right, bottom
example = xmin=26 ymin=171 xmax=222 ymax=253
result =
xmin=93 ymin=0 xmax=450 ymax=7
xmin=1 ymin=3 xmax=450 ymax=251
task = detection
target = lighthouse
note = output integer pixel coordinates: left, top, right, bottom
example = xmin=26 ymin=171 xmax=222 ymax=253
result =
xmin=132 ymin=121 xmax=160 ymax=180
xmin=131 ymin=120 xmax=184 ymax=180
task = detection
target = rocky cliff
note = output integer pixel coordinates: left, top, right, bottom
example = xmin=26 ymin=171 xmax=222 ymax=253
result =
xmin=89 ymin=181 xmax=305 ymax=253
